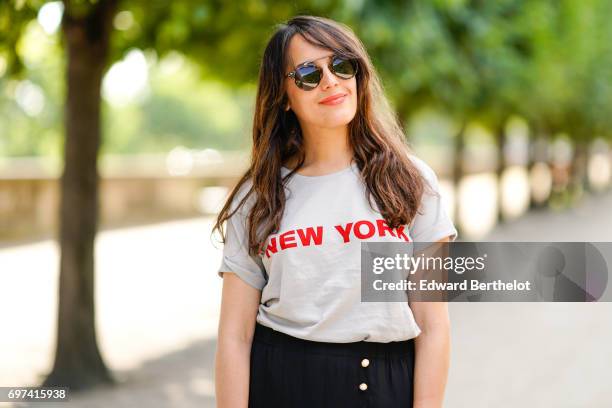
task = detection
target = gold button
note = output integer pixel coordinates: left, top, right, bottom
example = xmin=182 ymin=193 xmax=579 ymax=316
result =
xmin=361 ymin=358 xmax=370 ymax=367
xmin=359 ymin=383 xmax=368 ymax=391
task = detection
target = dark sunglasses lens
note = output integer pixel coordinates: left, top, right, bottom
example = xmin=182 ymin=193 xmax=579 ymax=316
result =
xmin=295 ymin=65 xmax=321 ymax=90
xmin=332 ymin=57 xmax=357 ymax=79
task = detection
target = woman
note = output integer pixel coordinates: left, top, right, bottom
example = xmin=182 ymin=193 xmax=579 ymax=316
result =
xmin=214 ymin=15 xmax=457 ymax=408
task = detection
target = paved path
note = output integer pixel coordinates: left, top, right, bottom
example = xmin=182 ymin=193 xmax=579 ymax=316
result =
xmin=446 ymin=190 xmax=612 ymax=407
xmin=0 ymin=219 xmax=223 ymax=408
xmin=1 ymin=190 xmax=611 ymax=407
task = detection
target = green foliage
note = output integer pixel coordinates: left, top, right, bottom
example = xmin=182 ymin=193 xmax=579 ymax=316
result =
xmin=0 ymin=17 xmax=64 ymax=156
xmin=108 ymin=0 xmax=342 ymax=83
xmin=1 ymin=0 xmax=612 ymax=157
xmin=101 ymin=56 xmax=255 ymax=154
xmin=0 ymin=0 xmax=38 ymax=76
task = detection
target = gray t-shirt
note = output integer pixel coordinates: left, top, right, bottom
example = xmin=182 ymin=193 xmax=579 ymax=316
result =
xmin=217 ymin=155 xmax=458 ymax=343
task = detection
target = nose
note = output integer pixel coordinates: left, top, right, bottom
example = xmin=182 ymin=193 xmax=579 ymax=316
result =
xmin=319 ymin=63 xmax=339 ymax=91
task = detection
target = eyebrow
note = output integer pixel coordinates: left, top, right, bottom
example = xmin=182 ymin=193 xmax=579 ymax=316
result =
xmin=296 ymin=53 xmax=334 ymax=68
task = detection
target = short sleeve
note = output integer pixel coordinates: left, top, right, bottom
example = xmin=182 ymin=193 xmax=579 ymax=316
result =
xmin=408 ymin=155 xmax=458 ymax=242
xmin=217 ymin=191 xmax=267 ymax=291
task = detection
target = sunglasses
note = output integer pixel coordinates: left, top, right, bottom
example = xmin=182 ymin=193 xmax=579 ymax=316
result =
xmin=285 ymin=54 xmax=358 ymax=91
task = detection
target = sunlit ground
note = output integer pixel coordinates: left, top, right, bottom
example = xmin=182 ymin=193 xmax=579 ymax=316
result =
xmin=0 ymin=218 xmax=223 ymax=388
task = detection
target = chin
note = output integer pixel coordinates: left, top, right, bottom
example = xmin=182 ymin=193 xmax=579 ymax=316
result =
xmin=315 ymin=117 xmax=354 ymax=129
xmin=318 ymin=109 xmax=357 ymax=125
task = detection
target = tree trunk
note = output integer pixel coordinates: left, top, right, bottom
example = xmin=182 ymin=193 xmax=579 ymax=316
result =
xmin=394 ymin=95 xmax=412 ymax=139
xmin=452 ymin=121 xmax=467 ymax=229
xmin=528 ymin=127 xmax=551 ymax=210
xmin=43 ymin=0 xmax=117 ymax=390
xmin=495 ymin=121 xmax=507 ymax=223
xmin=571 ymin=139 xmax=589 ymax=194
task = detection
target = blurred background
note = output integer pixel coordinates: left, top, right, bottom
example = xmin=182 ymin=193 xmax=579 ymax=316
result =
xmin=1 ymin=0 xmax=612 ymax=407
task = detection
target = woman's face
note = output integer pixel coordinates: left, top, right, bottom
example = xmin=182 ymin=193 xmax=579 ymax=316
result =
xmin=284 ymin=34 xmax=358 ymax=131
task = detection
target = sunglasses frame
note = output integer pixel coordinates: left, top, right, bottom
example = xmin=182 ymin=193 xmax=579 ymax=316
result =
xmin=285 ymin=54 xmax=358 ymax=91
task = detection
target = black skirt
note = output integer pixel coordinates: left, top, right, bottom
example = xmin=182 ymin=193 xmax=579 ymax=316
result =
xmin=249 ymin=322 xmax=416 ymax=408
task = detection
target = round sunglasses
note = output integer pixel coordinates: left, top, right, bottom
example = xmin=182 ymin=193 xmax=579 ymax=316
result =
xmin=285 ymin=54 xmax=358 ymax=91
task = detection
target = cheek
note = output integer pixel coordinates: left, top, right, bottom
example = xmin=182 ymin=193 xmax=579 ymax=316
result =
xmin=287 ymin=89 xmax=317 ymax=115
xmin=348 ymin=95 xmax=358 ymax=119
xmin=347 ymin=81 xmax=358 ymax=111
xmin=349 ymin=79 xmax=358 ymax=100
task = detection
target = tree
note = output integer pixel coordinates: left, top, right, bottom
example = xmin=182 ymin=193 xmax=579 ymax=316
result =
xmin=1 ymin=0 xmax=341 ymax=389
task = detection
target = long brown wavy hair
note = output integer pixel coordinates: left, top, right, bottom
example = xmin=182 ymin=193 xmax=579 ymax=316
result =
xmin=213 ymin=15 xmax=431 ymax=256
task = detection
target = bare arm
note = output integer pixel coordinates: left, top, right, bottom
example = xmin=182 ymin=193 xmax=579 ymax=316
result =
xmin=409 ymin=236 xmax=452 ymax=408
xmin=215 ymin=273 xmax=262 ymax=408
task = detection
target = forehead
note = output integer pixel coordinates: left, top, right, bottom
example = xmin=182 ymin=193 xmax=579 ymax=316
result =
xmin=287 ymin=34 xmax=333 ymax=67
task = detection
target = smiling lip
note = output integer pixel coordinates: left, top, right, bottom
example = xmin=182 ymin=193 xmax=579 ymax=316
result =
xmin=319 ymin=93 xmax=348 ymax=105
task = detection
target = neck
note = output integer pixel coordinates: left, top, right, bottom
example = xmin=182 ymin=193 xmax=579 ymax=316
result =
xmin=293 ymin=123 xmax=353 ymax=170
